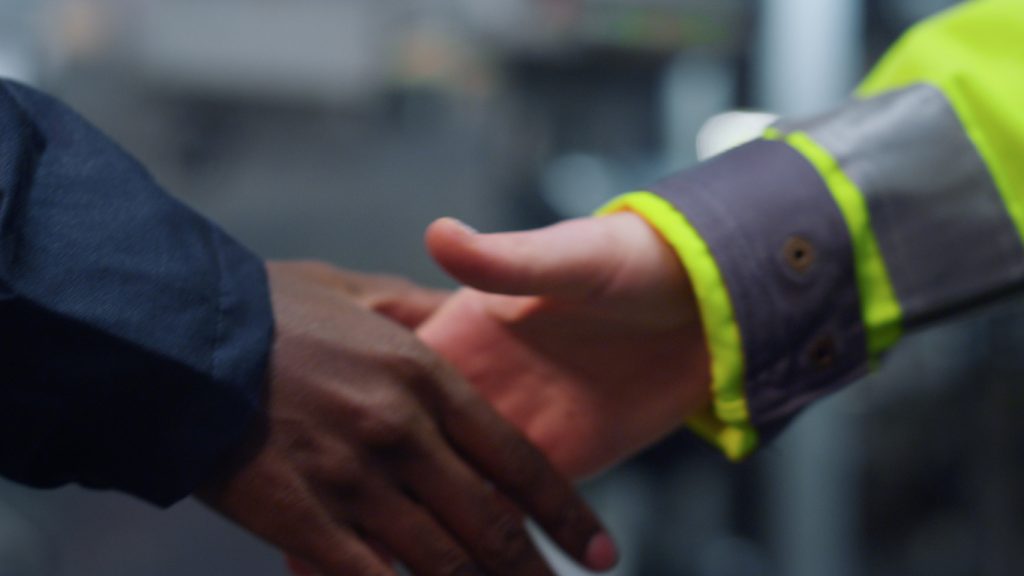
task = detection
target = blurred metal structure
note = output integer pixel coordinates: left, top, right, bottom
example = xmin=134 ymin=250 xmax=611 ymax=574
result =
xmin=755 ymin=2 xmax=865 ymax=576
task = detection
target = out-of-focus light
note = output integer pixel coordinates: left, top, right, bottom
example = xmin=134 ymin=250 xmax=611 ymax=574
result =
xmin=542 ymin=153 xmax=618 ymax=219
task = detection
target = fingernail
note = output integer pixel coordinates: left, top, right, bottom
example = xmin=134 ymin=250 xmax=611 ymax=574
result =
xmin=585 ymin=533 xmax=619 ymax=571
xmin=447 ymin=218 xmax=478 ymax=235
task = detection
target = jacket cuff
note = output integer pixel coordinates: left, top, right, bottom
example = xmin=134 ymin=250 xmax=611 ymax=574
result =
xmin=605 ymin=138 xmax=871 ymax=455
xmin=157 ymin=239 xmax=273 ymax=507
xmin=598 ymin=193 xmax=756 ymax=460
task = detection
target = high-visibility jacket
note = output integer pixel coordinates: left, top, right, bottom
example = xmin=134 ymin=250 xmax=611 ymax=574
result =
xmin=0 ymin=82 xmax=272 ymax=505
xmin=604 ymin=0 xmax=1024 ymax=459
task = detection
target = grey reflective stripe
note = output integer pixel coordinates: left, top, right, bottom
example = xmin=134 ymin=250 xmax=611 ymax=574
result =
xmin=651 ymin=140 xmax=867 ymax=429
xmin=775 ymin=84 xmax=1024 ymax=328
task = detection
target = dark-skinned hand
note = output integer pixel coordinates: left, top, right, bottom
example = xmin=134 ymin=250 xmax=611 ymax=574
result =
xmin=198 ymin=261 xmax=618 ymax=576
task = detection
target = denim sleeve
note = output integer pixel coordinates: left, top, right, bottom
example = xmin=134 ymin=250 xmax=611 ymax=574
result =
xmin=0 ymin=80 xmax=273 ymax=507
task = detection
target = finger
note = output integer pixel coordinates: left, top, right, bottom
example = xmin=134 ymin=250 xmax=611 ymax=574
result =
xmin=356 ymin=485 xmax=483 ymax=576
xmin=427 ymin=375 xmax=618 ymax=572
xmin=295 ymin=527 xmax=397 ymax=576
xmin=371 ymin=286 xmax=451 ymax=329
xmin=425 ymin=216 xmax=627 ymax=298
xmin=366 ymin=539 xmax=397 ymax=568
xmin=334 ymin=270 xmax=450 ymax=328
xmin=286 ymin=541 xmax=394 ymax=576
xmin=286 ymin=262 xmax=450 ymax=328
xmin=397 ymin=434 xmax=557 ymax=576
xmin=285 ymin=556 xmax=319 ymax=575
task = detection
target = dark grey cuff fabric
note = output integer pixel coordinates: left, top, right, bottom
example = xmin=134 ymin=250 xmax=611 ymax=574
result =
xmin=650 ymin=140 xmax=868 ymax=435
xmin=774 ymin=84 xmax=1024 ymax=329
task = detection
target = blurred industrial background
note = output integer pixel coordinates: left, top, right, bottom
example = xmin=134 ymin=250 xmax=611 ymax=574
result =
xmin=2 ymin=0 xmax=1023 ymax=575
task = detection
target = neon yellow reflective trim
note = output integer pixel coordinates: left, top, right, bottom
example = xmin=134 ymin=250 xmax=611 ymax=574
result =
xmin=857 ymin=0 xmax=1024 ymax=255
xmin=598 ymin=192 xmax=758 ymax=460
xmin=772 ymin=131 xmax=903 ymax=358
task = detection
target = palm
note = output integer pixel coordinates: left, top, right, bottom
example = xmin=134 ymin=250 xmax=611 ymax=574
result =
xmin=420 ymin=214 xmax=711 ymax=479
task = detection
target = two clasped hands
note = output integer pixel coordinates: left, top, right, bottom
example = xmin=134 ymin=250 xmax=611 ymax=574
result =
xmin=201 ymin=212 xmax=713 ymax=576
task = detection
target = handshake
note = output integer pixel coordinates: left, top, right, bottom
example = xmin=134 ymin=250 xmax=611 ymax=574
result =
xmin=200 ymin=212 xmax=714 ymax=576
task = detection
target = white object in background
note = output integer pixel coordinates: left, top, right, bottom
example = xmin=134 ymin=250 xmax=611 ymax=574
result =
xmin=695 ymin=111 xmax=779 ymax=161
xmin=755 ymin=2 xmax=865 ymax=576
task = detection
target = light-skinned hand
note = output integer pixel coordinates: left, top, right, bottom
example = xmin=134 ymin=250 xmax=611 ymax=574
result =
xmin=418 ymin=213 xmax=713 ymax=479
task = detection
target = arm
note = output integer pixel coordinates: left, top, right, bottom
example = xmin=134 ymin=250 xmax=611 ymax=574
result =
xmin=0 ymin=79 xmax=271 ymax=503
xmin=0 ymin=81 xmax=615 ymax=576
xmin=632 ymin=0 xmax=1024 ymax=457
xmin=419 ymin=0 xmax=1024 ymax=471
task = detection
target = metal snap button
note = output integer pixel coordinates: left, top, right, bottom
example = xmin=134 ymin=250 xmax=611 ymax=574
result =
xmin=783 ymin=236 xmax=816 ymax=273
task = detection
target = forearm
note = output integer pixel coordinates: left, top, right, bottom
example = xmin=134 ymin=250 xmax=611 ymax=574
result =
xmin=610 ymin=0 xmax=1024 ymax=457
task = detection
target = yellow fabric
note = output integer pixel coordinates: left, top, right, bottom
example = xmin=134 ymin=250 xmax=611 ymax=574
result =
xmin=598 ymin=192 xmax=758 ymax=460
xmin=594 ymin=2 xmax=1024 ymax=460
xmin=764 ymin=130 xmax=903 ymax=359
xmin=858 ymin=0 xmax=1024 ymax=252
xmin=761 ymin=0 xmax=1024 ymax=360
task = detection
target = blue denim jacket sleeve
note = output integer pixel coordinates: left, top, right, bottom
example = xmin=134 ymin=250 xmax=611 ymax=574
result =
xmin=0 ymin=80 xmax=273 ymax=507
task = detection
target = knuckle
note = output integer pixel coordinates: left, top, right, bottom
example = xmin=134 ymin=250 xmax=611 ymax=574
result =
xmin=284 ymin=426 xmax=365 ymax=496
xmin=417 ymin=357 xmax=450 ymax=396
xmin=445 ymin=384 xmax=485 ymax=418
xmin=384 ymin=346 xmax=450 ymax=400
xmin=353 ymin=393 xmax=424 ymax=450
xmin=433 ymin=546 xmax=477 ymax=576
xmin=385 ymin=346 xmax=436 ymax=382
xmin=309 ymin=445 xmax=365 ymax=495
xmin=499 ymin=436 xmax=547 ymax=491
xmin=306 ymin=536 xmax=363 ymax=574
xmin=480 ymin=508 xmax=532 ymax=569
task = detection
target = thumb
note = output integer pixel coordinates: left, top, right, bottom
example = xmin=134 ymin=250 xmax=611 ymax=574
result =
xmin=425 ymin=215 xmax=639 ymax=298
